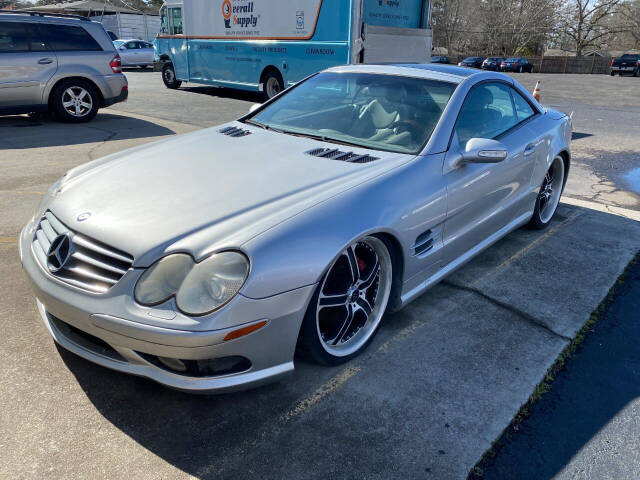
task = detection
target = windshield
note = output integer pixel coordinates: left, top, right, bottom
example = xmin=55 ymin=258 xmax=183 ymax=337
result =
xmin=247 ymin=72 xmax=457 ymax=154
xmin=620 ymin=54 xmax=639 ymax=59
xmin=487 ymin=57 xmax=501 ymax=61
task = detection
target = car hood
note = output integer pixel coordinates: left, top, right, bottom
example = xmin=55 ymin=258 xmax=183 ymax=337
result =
xmin=49 ymin=123 xmax=410 ymax=266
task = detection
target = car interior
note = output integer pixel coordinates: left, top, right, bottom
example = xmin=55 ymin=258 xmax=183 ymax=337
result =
xmin=250 ymin=73 xmax=457 ymax=154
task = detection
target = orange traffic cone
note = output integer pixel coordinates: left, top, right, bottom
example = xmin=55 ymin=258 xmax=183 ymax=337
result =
xmin=532 ymin=81 xmax=541 ymax=102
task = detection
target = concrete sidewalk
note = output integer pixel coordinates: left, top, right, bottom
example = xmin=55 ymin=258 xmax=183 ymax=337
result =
xmin=1 ymin=110 xmax=639 ymax=479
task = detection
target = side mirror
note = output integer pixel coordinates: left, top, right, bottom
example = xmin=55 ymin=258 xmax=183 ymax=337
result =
xmin=249 ymin=103 xmax=262 ymax=114
xmin=119 ymin=46 xmax=126 ymax=51
xmin=462 ymin=138 xmax=508 ymax=163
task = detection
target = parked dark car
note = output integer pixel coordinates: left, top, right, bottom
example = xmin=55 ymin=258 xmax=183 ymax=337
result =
xmin=610 ymin=54 xmax=640 ymax=76
xmin=500 ymin=57 xmax=534 ymax=73
xmin=430 ymin=55 xmax=450 ymax=64
xmin=458 ymin=56 xmax=484 ymax=68
xmin=482 ymin=57 xmax=503 ymax=71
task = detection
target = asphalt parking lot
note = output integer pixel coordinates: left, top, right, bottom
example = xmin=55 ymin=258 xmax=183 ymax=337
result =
xmin=1 ymin=72 xmax=639 ymax=479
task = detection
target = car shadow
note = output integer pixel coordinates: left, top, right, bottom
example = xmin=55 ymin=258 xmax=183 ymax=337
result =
xmin=0 ymin=112 xmax=175 ymax=150
xmin=54 ymin=203 xmax=640 ymax=479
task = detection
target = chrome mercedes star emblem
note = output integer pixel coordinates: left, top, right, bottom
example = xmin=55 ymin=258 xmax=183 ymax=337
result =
xmin=47 ymin=233 xmax=73 ymax=273
xmin=77 ymin=212 xmax=91 ymax=222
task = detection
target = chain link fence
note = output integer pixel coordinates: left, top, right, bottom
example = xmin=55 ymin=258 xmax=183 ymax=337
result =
xmin=444 ymin=55 xmax=615 ymax=74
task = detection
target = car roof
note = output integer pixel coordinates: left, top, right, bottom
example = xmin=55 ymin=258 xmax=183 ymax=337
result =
xmin=0 ymin=12 xmax=90 ymax=25
xmin=326 ymin=64 xmax=479 ymax=83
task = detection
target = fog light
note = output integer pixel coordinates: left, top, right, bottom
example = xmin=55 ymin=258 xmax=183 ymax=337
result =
xmin=223 ymin=320 xmax=268 ymax=342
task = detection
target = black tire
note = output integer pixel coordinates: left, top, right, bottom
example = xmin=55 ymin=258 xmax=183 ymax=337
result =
xmin=610 ymin=71 xmax=615 ymax=76
xmin=528 ymin=156 xmax=566 ymax=230
xmin=296 ymin=237 xmax=393 ymax=366
xmin=50 ymin=79 xmax=99 ymax=123
xmin=162 ymin=63 xmax=182 ymax=89
xmin=262 ymin=69 xmax=284 ymax=100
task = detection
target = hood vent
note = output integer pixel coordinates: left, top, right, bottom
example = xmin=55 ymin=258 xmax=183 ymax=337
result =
xmin=306 ymin=148 xmax=379 ymax=164
xmin=219 ymin=126 xmax=252 ymax=137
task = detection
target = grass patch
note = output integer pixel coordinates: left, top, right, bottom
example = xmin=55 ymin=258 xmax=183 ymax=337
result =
xmin=468 ymin=251 xmax=640 ymax=479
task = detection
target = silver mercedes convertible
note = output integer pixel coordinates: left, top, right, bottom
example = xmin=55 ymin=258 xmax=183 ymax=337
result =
xmin=20 ymin=64 xmax=572 ymax=393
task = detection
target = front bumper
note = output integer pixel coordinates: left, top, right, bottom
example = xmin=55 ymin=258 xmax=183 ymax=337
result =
xmin=19 ymin=223 xmax=315 ymax=393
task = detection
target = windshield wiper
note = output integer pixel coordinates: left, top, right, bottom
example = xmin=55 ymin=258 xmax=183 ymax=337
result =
xmin=278 ymin=130 xmax=366 ymax=149
xmin=244 ymin=119 xmax=285 ymax=134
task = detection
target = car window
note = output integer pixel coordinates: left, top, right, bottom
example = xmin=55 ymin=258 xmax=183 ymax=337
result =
xmin=455 ymin=82 xmax=519 ymax=148
xmin=511 ymin=88 xmax=535 ymax=122
xmin=125 ymin=41 xmax=138 ymax=49
xmin=38 ymin=24 xmax=102 ymax=52
xmin=0 ymin=22 xmax=28 ymax=52
xmin=249 ymin=72 xmax=457 ymax=154
xmin=26 ymin=24 xmax=49 ymax=51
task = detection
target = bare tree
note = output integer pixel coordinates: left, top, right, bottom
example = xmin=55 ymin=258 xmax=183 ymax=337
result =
xmin=559 ymin=0 xmax=624 ymax=55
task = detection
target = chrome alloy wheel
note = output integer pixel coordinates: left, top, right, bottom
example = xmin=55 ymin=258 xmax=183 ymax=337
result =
xmin=316 ymin=237 xmax=392 ymax=357
xmin=538 ymin=156 xmax=565 ymax=223
xmin=265 ymin=76 xmax=282 ymax=98
xmin=62 ymin=87 xmax=92 ymax=118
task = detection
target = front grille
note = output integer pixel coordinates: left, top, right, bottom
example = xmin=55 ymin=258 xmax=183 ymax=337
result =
xmin=306 ymin=148 xmax=379 ymax=164
xmin=48 ymin=313 xmax=125 ymax=362
xmin=32 ymin=211 xmax=134 ymax=293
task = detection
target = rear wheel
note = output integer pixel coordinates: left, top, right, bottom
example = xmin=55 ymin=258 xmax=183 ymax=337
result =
xmin=297 ymin=236 xmax=393 ymax=366
xmin=262 ymin=70 xmax=284 ymax=100
xmin=528 ymin=156 xmax=565 ymax=229
xmin=162 ymin=63 xmax=182 ymax=89
xmin=51 ymin=79 xmax=99 ymax=123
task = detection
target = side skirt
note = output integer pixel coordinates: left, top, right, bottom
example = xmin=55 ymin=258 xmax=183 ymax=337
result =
xmin=398 ymin=211 xmax=533 ymax=308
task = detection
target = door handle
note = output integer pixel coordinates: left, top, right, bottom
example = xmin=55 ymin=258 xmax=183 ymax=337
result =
xmin=38 ymin=58 xmax=54 ymax=65
xmin=524 ymin=143 xmax=537 ymax=156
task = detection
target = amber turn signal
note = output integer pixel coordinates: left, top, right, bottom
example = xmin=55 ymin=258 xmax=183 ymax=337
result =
xmin=223 ymin=320 xmax=268 ymax=342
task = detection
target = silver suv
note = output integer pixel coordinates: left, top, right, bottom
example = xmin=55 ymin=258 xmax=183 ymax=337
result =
xmin=0 ymin=11 xmax=128 ymax=122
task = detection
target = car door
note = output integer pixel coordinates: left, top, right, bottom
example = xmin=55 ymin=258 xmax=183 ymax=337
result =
xmin=139 ymin=41 xmax=154 ymax=65
xmin=119 ymin=41 xmax=138 ymax=66
xmin=441 ymin=81 xmax=535 ymax=266
xmin=0 ymin=21 xmax=57 ymax=108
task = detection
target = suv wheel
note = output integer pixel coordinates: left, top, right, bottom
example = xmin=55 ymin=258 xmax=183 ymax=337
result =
xmin=51 ymin=79 xmax=99 ymax=123
xmin=162 ymin=63 xmax=182 ymax=89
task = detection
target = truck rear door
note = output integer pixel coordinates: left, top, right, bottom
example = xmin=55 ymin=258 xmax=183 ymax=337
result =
xmin=358 ymin=0 xmax=432 ymax=64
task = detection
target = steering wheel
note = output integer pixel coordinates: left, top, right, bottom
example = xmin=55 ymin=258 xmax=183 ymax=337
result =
xmin=392 ymin=119 xmax=424 ymax=138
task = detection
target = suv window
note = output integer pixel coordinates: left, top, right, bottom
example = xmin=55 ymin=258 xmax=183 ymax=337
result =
xmin=455 ymin=83 xmax=518 ymax=147
xmin=511 ymin=88 xmax=536 ymax=122
xmin=38 ymin=24 xmax=102 ymax=51
xmin=26 ymin=24 xmax=49 ymax=52
xmin=0 ymin=22 xmax=28 ymax=52
xmin=125 ymin=41 xmax=139 ymax=49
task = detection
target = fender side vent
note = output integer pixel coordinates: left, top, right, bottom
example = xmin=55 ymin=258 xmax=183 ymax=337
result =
xmin=219 ymin=126 xmax=252 ymax=137
xmin=413 ymin=230 xmax=435 ymax=256
xmin=306 ymin=148 xmax=379 ymax=164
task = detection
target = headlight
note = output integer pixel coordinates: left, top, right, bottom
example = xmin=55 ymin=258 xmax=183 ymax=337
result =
xmin=33 ymin=174 xmax=68 ymax=222
xmin=176 ymin=252 xmax=250 ymax=316
xmin=135 ymin=254 xmax=194 ymax=305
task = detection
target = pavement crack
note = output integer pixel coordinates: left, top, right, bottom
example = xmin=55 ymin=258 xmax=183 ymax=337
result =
xmin=85 ymin=126 xmax=118 ymax=160
xmin=441 ymin=280 xmax=572 ymax=342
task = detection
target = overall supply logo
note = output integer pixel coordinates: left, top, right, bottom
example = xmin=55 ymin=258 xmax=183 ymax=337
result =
xmin=378 ymin=0 xmax=400 ymax=6
xmin=222 ymin=0 xmax=259 ymax=29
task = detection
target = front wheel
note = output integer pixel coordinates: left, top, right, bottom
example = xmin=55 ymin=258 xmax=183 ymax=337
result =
xmin=297 ymin=236 xmax=393 ymax=366
xmin=528 ymin=156 xmax=566 ymax=229
xmin=162 ymin=63 xmax=182 ymax=89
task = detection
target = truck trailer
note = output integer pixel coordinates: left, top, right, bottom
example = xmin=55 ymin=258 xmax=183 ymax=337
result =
xmin=155 ymin=0 xmax=432 ymax=98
